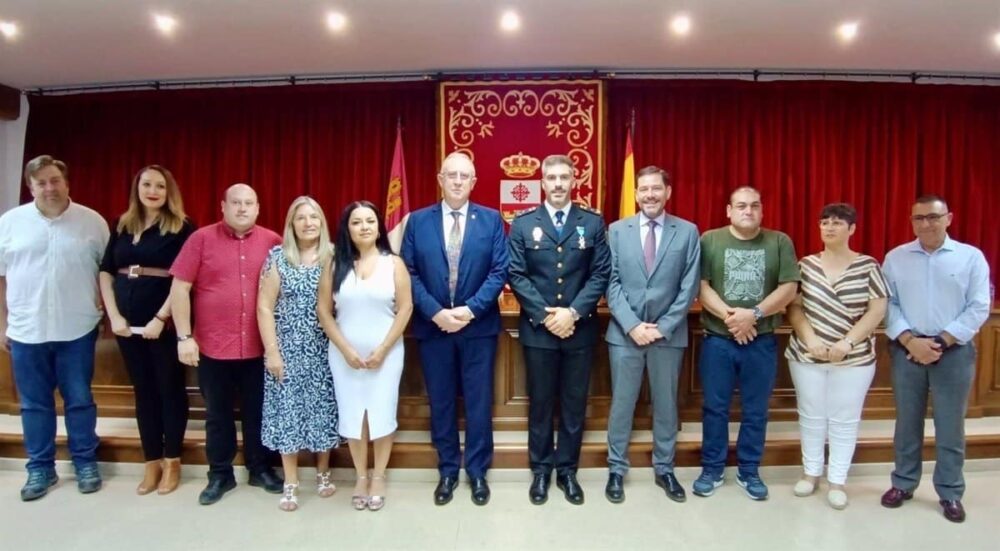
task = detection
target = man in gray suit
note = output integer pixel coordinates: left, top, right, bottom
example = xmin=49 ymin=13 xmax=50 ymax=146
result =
xmin=604 ymin=165 xmax=700 ymax=504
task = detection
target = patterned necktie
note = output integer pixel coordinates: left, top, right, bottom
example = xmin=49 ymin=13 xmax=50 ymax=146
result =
xmin=554 ymin=210 xmax=564 ymax=236
xmin=644 ymin=220 xmax=658 ymax=273
xmin=447 ymin=211 xmax=463 ymax=302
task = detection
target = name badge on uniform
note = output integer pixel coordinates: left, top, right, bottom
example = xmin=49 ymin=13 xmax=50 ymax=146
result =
xmin=576 ymin=226 xmax=586 ymax=249
xmin=532 ymin=227 xmax=543 ymax=243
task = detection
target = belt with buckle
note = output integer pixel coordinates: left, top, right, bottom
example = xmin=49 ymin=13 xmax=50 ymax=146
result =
xmin=118 ymin=265 xmax=172 ymax=279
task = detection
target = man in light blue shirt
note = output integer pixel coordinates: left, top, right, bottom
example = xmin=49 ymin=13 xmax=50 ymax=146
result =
xmin=880 ymin=194 xmax=991 ymax=523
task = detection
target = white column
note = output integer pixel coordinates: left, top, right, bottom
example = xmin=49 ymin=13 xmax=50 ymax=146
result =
xmin=0 ymin=94 xmax=29 ymax=214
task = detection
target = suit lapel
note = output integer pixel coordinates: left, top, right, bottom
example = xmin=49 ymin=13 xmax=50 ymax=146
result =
xmin=430 ymin=204 xmax=448 ymax=261
xmin=557 ymin=205 xmax=582 ymax=247
xmin=534 ymin=208 xmax=560 ymax=244
xmin=624 ymin=215 xmax=648 ymax=277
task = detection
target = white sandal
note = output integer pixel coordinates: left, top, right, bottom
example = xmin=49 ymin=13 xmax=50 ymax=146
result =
xmin=279 ymin=483 xmax=299 ymax=512
xmin=317 ymin=471 xmax=336 ymax=498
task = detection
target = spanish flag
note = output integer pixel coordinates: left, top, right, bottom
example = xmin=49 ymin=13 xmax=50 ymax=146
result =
xmin=618 ymin=131 xmax=636 ymax=219
xmin=385 ymin=122 xmax=410 ymax=254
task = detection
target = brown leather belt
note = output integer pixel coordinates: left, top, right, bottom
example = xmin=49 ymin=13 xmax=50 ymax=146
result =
xmin=118 ymin=265 xmax=172 ymax=279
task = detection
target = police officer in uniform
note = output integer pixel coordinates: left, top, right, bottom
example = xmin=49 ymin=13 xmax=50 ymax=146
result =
xmin=508 ymin=154 xmax=611 ymax=505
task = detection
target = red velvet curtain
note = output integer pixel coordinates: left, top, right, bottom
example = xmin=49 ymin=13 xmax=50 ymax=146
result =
xmin=21 ymin=79 xmax=999 ymax=291
xmin=23 ymin=82 xmax=439 ymax=232
xmin=605 ymin=80 xmax=999 ymax=291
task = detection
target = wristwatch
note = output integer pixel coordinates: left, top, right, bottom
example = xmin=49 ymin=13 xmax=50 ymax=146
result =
xmin=751 ymin=306 xmax=764 ymax=321
xmin=176 ymin=334 xmax=193 ymax=342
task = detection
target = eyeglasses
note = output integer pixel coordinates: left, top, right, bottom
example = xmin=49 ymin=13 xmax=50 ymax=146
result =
xmin=441 ymin=171 xmax=473 ymax=182
xmin=911 ymin=213 xmax=949 ymax=223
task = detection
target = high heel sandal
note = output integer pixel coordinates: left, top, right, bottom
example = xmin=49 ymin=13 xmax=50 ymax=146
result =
xmin=279 ymin=483 xmax=299 ymax=512
xmin=317 ymin=471 xmax=336 ymax=498
xmin=368 ymin=474 xmax=386 ymax=512
xmin=351 ymin=475 xmax=369 ymax=510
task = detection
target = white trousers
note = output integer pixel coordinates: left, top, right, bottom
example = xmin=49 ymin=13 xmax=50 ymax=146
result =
xmin=789 ymin=360 xmax=876 ymax=485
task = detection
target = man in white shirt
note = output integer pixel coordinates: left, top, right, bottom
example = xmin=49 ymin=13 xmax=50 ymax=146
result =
xmin=0 ymin=155 xmax=110 ymax=501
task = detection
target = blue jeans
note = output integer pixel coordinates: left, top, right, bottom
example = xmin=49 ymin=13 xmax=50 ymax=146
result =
xmin=699 ymin=333 xmax=777 ymax=477
xmin=10 ymin=328 xmax=100 ymax=472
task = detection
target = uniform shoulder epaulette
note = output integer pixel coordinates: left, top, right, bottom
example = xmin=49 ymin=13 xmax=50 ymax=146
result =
xmin=574 ymin=203 xmax=602 ymax=216
xmin=514 ymin=206 xmax=538 ymax=217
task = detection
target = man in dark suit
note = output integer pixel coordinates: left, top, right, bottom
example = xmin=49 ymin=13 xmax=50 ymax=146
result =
xmin=401 ymin=152 xmax=509 ymax=506
xmin=508 ymin=154 xmax=611 ymax=505
xmin=604 ymin=165 xmax=700 ymax=504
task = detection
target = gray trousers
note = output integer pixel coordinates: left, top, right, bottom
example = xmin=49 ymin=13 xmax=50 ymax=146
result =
xmin=607 ymin=344 xmax=684 ymax=476
xmin=889 ymin=342 xmax=976 ymax=501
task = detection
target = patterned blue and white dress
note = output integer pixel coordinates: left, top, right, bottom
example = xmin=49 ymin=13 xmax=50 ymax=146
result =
xmin=261 ymin=246 xmax=341 ymax=454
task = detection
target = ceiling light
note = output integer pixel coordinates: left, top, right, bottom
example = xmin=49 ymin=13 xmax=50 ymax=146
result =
xmin=0 ymin=20 xmax=19 ymax=40
xmin=153 ymin=14 xmax=177 ymax=35
xmin=326 ymin=12 xmax=347 ymax=32
xmin=836 ymin=21 xmax=859 ymax=43
xmin=670 ymin=14 xmax=691 ymax=36
xmin=994 ymin=31 xmax=1000 ymax=50
xmin=500 ymin=10 xmax=520 ymax=32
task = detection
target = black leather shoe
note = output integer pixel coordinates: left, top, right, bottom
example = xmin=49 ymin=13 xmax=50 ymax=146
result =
xmin=248 ymin=469 xmax=284 ymax=494
xmin=656 ymin=472 xmax=687 ymax=503
xmin=470 ymin=477 xmax=490 ymax=506
xmin=556 ymin=473 xmax=585 ymax=505
xmin=198 ymin=477 xmax=236 ymax=505
xmin=529 ymin=473 xmax=550 ymax=505
xmin=434 ymin=476 xmax=459 ymax=505
xmin=605 ymin=473 xmax=624 ymax=504
xmin=940 ymin=499 xmax=966 ymax=523
xmin=880 ymin=487 xmax=913 ymax=508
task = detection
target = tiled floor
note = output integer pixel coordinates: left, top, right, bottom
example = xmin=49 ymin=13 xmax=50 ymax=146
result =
xmin=0 ymin=459 xmax=997 ymax=551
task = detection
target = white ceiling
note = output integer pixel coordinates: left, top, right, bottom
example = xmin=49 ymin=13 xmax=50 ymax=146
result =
xmin=1 ymin=0 xmax=999 ymax=89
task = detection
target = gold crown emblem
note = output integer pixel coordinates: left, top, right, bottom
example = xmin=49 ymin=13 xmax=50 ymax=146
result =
xmin=500 ymin=152 xmax=541 ymax=178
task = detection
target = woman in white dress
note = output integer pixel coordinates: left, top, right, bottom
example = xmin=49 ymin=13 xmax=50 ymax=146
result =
xmin=318 ymin=200 xmax=412 ymax=512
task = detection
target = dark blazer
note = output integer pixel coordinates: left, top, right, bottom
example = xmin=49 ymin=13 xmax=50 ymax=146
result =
xmin=508 ymin=203 xmax=611 ymax=349
xmin=401 ymin=202 xmax=509 ymax=340
xmin=605 ymin=213 xmax=700 ymax=349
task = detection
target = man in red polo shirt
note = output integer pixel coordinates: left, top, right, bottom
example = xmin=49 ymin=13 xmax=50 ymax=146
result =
xmin=169 ymin=183 xmax=283 ymax=505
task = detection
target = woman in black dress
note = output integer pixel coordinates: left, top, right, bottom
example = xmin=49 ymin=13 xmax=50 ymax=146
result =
xmin=99 ymin=165 xmax=194 ymax=495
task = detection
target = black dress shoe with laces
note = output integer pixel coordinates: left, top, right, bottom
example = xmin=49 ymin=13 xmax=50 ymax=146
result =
xmin=656 ymin=472 xmax=687 ymax=503
xmin=940 ymin=499 xmax=966 ymax=523
xmin=529 ymin=473 xmax=550 ymax=505
xmin=434 ymin=476 xmax=459 ymax=505
xmin=198 ymin=477 xmax=237 ymax=505
xmin=605 ymin=473 xmax=624 ymax=504
xmin=470 ymin=477 xmax=490 ymax=506
xmin=556 ymin=473 xmax=585 ymax=505
xmin=248 ymin=469 xmax=284 ymax=494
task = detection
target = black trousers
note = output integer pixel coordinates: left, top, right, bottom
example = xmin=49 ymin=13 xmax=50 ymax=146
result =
xmin=116 ymin=332 xmax=189 ymax=461
xmin=523 ymin=345 xmax=594 ymax=477
xmin=197 ymin=355 xmax=267 ymax=480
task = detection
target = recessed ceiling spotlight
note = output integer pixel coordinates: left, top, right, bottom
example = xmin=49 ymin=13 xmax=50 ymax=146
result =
xmin=836 ymin=21 xmax=859 ymax=43
xmin=326 ymin=12 xmax=347 ymax=32
xmin=153 ymin=14 xmax=178 ymax=35
xmin=0 ymin=20 xmax=18 ymax=40
xmin=500 ymin=10 xmax=520 ymax=32
xmin=670 ymin=14 xmax=692 ymax=36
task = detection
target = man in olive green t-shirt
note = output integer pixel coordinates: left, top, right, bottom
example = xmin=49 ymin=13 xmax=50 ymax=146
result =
xmin=692 ymin=186 xmax=799 ymax=501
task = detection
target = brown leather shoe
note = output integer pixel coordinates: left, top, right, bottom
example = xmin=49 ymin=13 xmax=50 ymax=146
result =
xmin=940 ymin=500 xmax=966 ymax=523
xmin=157 ymin=458 xmax=181 ymax=495
xmin=137 ymin=460 xmax=163 ymax=495
xmin=880 ymin=487 xmax=913 ymax=508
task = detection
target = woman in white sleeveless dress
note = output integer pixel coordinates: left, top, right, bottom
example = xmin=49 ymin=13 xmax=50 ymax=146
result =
xmin=318 ymin=200 xmax=412 ymax=511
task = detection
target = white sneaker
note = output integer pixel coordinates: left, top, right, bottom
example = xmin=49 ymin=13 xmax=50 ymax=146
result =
xmin=827 ymin=489 xmax=848 ymax=510
xmin=793 ymin=478 xmax=817 ymax=497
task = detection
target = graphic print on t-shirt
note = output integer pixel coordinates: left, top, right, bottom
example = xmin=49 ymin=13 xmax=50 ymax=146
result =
xmin=723 ymin=248 xmax=765 ymax=301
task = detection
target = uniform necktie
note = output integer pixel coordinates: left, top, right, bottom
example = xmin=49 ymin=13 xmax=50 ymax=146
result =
xmin=554 ymin=210 xmax=564 ymax=236
xmin=644 ymin=220 xmax=658 ymax=273
xmin=447 ymin=211 xmax=462 ymax=302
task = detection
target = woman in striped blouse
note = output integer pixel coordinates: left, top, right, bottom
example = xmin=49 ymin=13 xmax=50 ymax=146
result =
xmin=785 ymin=203 xmax=888 ymax=510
